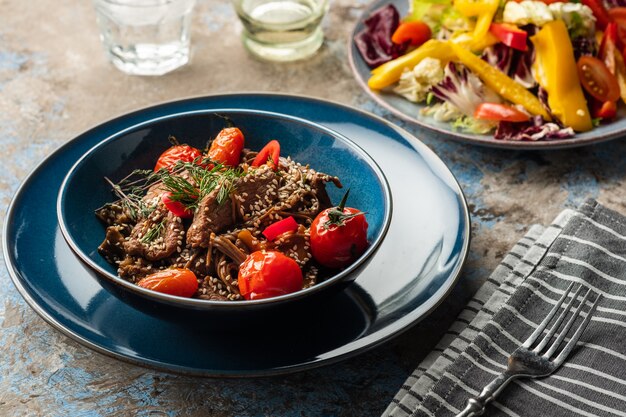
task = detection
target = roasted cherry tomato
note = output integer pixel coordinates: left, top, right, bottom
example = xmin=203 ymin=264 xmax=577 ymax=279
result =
xmin=262 ymin=216 xmax=298 ymax=241
xmin=489 ymin=23 xmax=527 ymax=51
xmin=251 ymin=140 xmax=280 ymax=171
xmin=154 ymin=144 xmax=203 ymax=172
xmin=310 ymin=191 xmax=368 ymax=269
xmin=162 ymin=192 xmax=194 ymax=218
xmin=207 ymin=127 xmax=245 ymax=167
xmin=577 ymin=56 xmax=621 ymax=102
xmin=581 ymin=0 xmax=611 ymax=30
xmin=391 ymin=21 xmax=431 ymax=46
xmin=474 ymin=103 xmax=530 ymax=122
xmin=238 ymin=251 xmax=303 ymax=300
xmin=137 ymin=268 xmax=198 ymax=297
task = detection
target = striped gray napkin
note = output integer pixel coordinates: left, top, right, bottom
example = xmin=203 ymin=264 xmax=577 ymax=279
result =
xmin=384 ymin=199 xmax=626 ymax=417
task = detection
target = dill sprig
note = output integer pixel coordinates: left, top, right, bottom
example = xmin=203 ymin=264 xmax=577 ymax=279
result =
xmin=140 ymin=219 xmax=165 ymax=243
xmin=104 ymin=172 xmax=159 ymax=222
xmin=101 ymin=157 xmax=244 ymax=222
xmin=159 ymin=159 xmax=243 ymax=208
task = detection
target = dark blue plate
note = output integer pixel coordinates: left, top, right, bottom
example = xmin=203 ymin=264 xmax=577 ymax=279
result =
xmin=3 ymin=93 xmax=470 ymax=376
xmin=348 ymin=0 xmax=626 ymax=150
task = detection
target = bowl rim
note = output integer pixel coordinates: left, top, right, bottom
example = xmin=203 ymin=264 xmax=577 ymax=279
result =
xmin=57 ymin=108 xmax=393 ymax=308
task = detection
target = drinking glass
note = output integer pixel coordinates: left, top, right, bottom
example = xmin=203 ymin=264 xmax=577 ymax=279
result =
xmin=93 ymin=0 xmax=196 ymax=76
xmin=232 ymin=0 xmax=329 ymax=62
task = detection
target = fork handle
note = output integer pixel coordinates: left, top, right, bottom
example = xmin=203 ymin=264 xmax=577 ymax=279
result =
xmin=455 ymin=372 xmax=515 ymax=417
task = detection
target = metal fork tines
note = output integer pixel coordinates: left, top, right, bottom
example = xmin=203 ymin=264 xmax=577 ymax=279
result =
xmin=456 ymin=283 xmax=602 ymax=417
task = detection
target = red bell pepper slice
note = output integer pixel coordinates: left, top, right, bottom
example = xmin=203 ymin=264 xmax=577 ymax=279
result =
xmin=251 ymin=140 xmax=281 ymax=171
xmin=262 ymin=216 xmax=298 ymax=241
xmin=600 ymin=22 xmax=618 ymax=74
xmin=162 ymin=192 xmax=195 ymax=219
xmin=474 ymin=103 xmax=530 ymax=122
xmin=489 ymin=23 xmax=528 ymax=51
xmin=608 ymin=8 xmax=626 ymax=50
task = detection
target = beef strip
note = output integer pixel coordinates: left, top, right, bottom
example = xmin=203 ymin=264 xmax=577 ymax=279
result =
xmin=95 ymin=202 xmax=133 ymax=226
xmin=98 ymin=225 xmax=128 ymax=263
xmin=186 ymin=187 xmax=235 ymax=248
xmin=117 ymin=256 xmax=158 ymax=283
xmin=186 ymin=165 xmax=279 ymax=248
xmin=123 ymin=204 xmax=185 ymax=262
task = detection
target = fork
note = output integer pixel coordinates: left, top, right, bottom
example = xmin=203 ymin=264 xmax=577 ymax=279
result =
xmin=455 ymin=283 xmax=602 ymax=417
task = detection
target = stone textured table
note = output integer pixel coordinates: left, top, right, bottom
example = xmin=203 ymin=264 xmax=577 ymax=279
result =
xmin=1 ymin=0 xmax=624 ymax=416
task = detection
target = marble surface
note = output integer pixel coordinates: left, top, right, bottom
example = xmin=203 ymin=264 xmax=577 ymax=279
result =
xmin=0 ymin=0 xmax=624 ymax=416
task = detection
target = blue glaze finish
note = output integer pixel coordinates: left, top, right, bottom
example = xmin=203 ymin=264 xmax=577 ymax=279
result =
xmin=348 ymin=0 xmax=626 ymax=150
xmin=4 ymin=93 xmax=470 ymax=376
xmin=58 ymin=109 xmax=391 ymax=315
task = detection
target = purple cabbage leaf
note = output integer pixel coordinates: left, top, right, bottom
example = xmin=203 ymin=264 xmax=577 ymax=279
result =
xmin=354 ymin=5 xmax=408 ymax=68
xmin=494 ymin=115 xmax=575 ymax=141
xmin=481 ymin=37 xmax=536 ymax=89
xmin=430 ymin=62 xmax=501 ymax=116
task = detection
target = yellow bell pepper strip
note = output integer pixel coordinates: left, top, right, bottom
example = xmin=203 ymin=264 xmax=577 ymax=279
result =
xmin=613 ymin=50 xmax=626 ymax=104
xmin=454 ymin=0 xmax=499 ymax=47
xmin=471 ymin=0 xmax=500 ymax=47
xmin=448 ymin=42 xmax=550 ymax=119
xmin=368 ymin=40 xmax=455 ymax=89
xmin=451 ymin=31 xmax=499 ymax=52
xmin=454 ymin=0 xmax=484 ymax=17
xmin=530 ymin=21 xmax=592 ymax=132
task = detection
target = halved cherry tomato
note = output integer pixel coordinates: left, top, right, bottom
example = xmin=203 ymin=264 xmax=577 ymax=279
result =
xmin=474 ymin=103 xmax=530 ymax=122
xmin=138 ymin=268 xmax=198 ymax=297
xmin=608 ymin=8 xmax=626 ymax=50
xmin=577 ymin=56 xmax=621 ymax=102
xmin=238 ymin=251 xmax=303 ymax=300
xmin=391 ymin=21 xmax=431 ymax=46
xmin=581 ymin=0 xmax=611 ymax=30
xmin=251 ymin=140 xmax=280 ymax=171
xmin=595 ymin=100 xmax=618 ymax=119
xmin=489 ymin=23 xmax=527 ymax=51
xmin=262 ymin=216 xmax=298 ymax=241
xmin=310 ymin=192 xmax=368 ymax=269
xmin=162 ymin=192 xmax=195 ymax=218
xmin=207 ymin=127 xmax=245 ymax=167
xmin=154 ymin=144 xmax=203 ymax=172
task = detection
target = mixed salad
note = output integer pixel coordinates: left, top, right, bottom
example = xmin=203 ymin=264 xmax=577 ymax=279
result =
xmin=354 ymin=0 xmax=626 ymax=140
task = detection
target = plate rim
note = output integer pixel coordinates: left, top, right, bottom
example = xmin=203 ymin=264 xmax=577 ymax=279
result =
xmin=347 ymin=0 xmax=624 ymax=150
xmin=2 ymin=92 xmax=471 ymax=376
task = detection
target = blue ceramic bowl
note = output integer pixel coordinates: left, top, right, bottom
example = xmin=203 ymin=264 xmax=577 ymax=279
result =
xmin=57 ymin=109 xmax=392 ymax=318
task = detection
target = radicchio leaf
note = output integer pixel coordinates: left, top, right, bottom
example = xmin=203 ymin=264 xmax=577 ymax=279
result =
xmin=481 ymin=28 xmax=536 ymax=90
xmin=354 ymin=5 xmax=408 ymax=68
xmin=481 ymin=43 xmax=513 ymax=75
xmin=430 ymin=62 xmax=500 ymax=116
xmin=494 ymin=115 xmax=575 ymax=141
